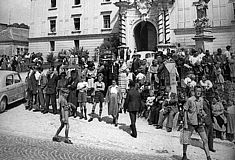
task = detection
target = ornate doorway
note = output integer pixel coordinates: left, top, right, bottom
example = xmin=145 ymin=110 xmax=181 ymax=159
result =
xmin=134 ymin=21 xmax=157 ymax=51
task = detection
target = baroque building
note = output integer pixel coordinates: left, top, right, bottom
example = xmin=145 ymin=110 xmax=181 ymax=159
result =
xmin=29 ymin=0 xmax=235 ymax=60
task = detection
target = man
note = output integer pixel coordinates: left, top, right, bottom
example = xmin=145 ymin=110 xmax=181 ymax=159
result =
xmin=182 ymin=86 xmax=211 ymax=160
xmin=43 ymin=66 xmax=58 ymax=114
xmin=156 ymin=86 xmax=178 ymax=132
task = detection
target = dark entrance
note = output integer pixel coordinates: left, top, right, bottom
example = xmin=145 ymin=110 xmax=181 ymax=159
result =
xmin=134 ymin=21 xmax=157 ymax=51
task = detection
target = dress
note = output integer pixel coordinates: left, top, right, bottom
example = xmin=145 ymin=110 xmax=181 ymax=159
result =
xmin=227 ymin=105 xmax=235 ymax=134
xmin=106 ymin=85 xmax=121 ymax=116
xmin=212 ymin=102 xmax=227 ymax=132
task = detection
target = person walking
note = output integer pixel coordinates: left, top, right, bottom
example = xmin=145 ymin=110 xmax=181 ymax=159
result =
xmin=105 ymin=80 xmax=122 ymax=127
xmin=181 ymin=86 xmax=211 ymax=160
xmin=124 ymin=80 xmax=142 ymax=138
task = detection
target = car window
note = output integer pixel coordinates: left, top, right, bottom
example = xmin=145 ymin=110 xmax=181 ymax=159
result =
xmin=14 ymin=74 xmax=21 ymax=83
xmin=145 ymin=53 xmax=151 ymax=58
xmin=6 ymin=75 xmax=13 ymax=86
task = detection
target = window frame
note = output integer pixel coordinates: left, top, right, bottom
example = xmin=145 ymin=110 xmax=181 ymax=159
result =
xmin=74 ymin=17 xmax=81 ymax=31
xmin=6 ymin=75 xmax=13 ymax=86
xmin=50 ymin=19 xmax=56 ymax=33
xmin=74 ymin=0 xmax=81 ymax=5
xmin=14 ymin=74 xmax=21 ymax=84
xmin=103 ymin=15 xmax=111 ymax=29
xmin=74 ymin=40 xmax=80 ymax=50
xmin=51 ymin=0 xmax=56 ymax=8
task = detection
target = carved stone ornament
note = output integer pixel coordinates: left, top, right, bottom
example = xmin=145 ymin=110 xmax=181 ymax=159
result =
xmin=135 ymin=0 xmax=153 ymax=19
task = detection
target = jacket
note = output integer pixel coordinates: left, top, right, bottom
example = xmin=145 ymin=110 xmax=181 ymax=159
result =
xmin=124 ymin=88 xmax=142 ymax=112
xmin=45 ymin=73 xmax=58 ymax=94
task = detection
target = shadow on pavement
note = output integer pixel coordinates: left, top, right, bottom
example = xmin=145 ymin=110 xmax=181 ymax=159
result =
xmin=118 ymin=123 xmax=132 ymax=135
xmin=102 ymin=116 xmax=113 ymax=125
xmin=5 ymin=99 xmax=26 ymax=112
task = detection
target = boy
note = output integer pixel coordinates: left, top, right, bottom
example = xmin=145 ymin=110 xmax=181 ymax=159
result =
xmin=88 ymin=74 xmax=105 ymax=122
xmin=52 ymin=88 xmax=73 ymax=144
xmin=77 ymin=76 xmax=88 ymax=120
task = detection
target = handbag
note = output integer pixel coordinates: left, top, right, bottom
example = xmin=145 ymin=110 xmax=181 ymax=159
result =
xmin=180 ymin=129 xmax=191 ymax=145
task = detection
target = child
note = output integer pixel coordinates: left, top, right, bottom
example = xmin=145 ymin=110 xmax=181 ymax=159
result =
xmin=52 ymin=88 xmax=73 ymax=144
xmin=146 ymin=90 xmax=156 ymax=125
xmin=226 ymin=99 xmax=235 ymax=143
xmin=77 ymin=76 xmax=88 ymax=120
xmin=88 ymin=74 xmax=105 ymax=122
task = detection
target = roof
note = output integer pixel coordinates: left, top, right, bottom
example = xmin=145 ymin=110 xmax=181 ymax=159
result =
xmin=0 ymin=27 xmax=29 ymax=43
xmin=0 ymin=70 xmax=18 ymax=77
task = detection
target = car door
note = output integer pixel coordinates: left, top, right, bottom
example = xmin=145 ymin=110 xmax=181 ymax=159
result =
xmin=13 ymin=73 xmax=24 ymax=100
xmin=5 ymin=74 xmax=15 ymax=103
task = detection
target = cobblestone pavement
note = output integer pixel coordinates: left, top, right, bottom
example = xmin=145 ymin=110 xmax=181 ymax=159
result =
xmin=0 ymin=133 xmax=171 ymax=160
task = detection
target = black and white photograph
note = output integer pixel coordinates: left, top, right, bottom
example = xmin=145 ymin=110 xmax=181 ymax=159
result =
xmin=0 ymin=0 xmax=235 ymax=160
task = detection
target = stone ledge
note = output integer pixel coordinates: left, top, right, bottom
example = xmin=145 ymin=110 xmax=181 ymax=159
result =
xmin=48 ymin=7 xmax=57 ymax=11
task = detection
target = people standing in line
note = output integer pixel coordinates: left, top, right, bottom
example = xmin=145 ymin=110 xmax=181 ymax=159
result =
xmin=77 ymin=76 xmax=88 ymax=120
xmin=105 ymin=80 xmax=122 ymax=127
xmin=43 ymin=66 xmax=58 ymax=114
xmin=124 ymin=80 xmax=142 ymax=138
xmin=181 ymin=86 xmax=211 ymax=160
xmin=88 ymin=74 xmax=105 ymax=122
xmin=53 ymin=88 xmax=73 ymax=144
xmin=67 ymin=70 xmax=79 ymax=118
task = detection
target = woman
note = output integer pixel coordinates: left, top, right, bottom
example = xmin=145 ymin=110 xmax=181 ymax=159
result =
xmin=229 ymin=53 xmax=235 ymax=82
xmin=212 ymin=97 xmax=227 ymax=140
xmin=105 ymin=80 xmax=122 ymax=127
xmin=124 ymin=80 xmax=142 ymax=138
xmin=226 ymin=100 xmax=235 ymax=143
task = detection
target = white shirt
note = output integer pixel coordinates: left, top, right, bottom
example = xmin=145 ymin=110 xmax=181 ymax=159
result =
xmin=110 ymin=86 xmax=118 ymax=94
xmin=77 ymin=81 xmax=88 ymax=92
xmin=136 ymin=73 xmax=146 ymax=80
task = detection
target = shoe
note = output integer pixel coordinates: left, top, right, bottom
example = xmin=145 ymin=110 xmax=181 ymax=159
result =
xmin=64 ymin=138 xmax=73 ymax=144
xmin=74 ymin=112 xmax=77 ymax=118
xmin=130 ymin=134 xmax=137 ymax=138
xmin=166 ymin=128 xmax=172 ymax=132
xmin=88 ymin=118 xmax=93 ymax=122
xmin=52 ymin=136 xmax=60 ymax=142
xmin=28 ymin=107 xmax=33 ymax=111
xmin=115 ymin=123 xmax=118 ymax=127
xmin=84 ymin=116 xmax=87 ymax=120
xmin=148 ymin=122 xmax=153 ymax=125
xmin=209 ymin=148 xmax=216 ymax=152
xmin=98 ymin=117 xmax=102 ymax=122
xmin=181 ymin=155 xmax=188 ymax=160
xmin=207 ymin=156 xmax=212 ymax=160
xmin=42 ymin=110 xmax=48 ymax=114
xmin=80 ymin=116 xmax=84 ymax=119
xmin=156 ymin=125 xmax=163 ymax=129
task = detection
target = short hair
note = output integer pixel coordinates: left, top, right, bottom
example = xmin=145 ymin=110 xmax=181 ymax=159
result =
xmin=129 ymin=80 xmax=135 ymax=88
xmin=226 ymin=45 xmax=231 ymax=50
xmin=194 ymin=85 xmax=202 ymax=91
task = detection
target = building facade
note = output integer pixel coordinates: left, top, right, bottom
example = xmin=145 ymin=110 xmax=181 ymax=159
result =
xmin=0 ymin=25 xmax=29 ymax=56
xmin=29 ymin=0 xmax=235 ymax=60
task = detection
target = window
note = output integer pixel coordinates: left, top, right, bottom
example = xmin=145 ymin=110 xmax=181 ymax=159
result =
xmin=50 ymin=41 xmax=55 ymax=51
xmin=17 ymin=48 xmax=20 ymax=55
xmin=233 ymin=3 xmax=235 ymax=19
xmin=74 ymin=18 xmax=80 ymax=30
xmin=104 ymin=0 xmax=111 ymax=2
xmin=51 ymin=0 xmax=56 ymax=8
xmin=50 ymin=20 xmax=56 ymax=33
xmin=6 ymin=75 xmax=13 ymax=86
xmin=14 ymin=74 xmax=21 ymax=83
xmin=74 ymin=0 xmax=81 ymax=5
xmin=74 ymin=40 xmax=79 ymax=49
xmin=103 ymin=15 xmax=110 ymax=28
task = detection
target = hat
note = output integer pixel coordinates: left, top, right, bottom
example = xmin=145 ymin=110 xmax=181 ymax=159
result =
xmin=60 ymin=72 xmax=66 ymax=76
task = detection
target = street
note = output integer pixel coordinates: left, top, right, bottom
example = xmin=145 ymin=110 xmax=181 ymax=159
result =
xmin=0 ymin=133 xmax=166 ymax=160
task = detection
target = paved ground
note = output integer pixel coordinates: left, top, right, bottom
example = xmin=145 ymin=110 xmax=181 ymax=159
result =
xmin=0 ymin=133 xmax=172 ymax=160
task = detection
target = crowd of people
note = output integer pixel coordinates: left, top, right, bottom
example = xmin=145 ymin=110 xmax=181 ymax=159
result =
xmin=0 ymin=52 xmax=43 ymax=72
xmin=22 ymin=45 xmax=234 ymax=159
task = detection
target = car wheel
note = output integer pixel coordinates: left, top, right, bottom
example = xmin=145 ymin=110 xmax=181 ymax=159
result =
xmin=0 ymin=98 xmax=7 ymax=113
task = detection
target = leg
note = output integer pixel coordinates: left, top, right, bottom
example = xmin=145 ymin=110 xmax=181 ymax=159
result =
xmin=157 ymin=109 xmax=167 ymax=129
xmin=38 ymin=89 xmax=45 ymax=111
xmin=27 ymin=90 xmax=33 ymax=110
xmin=166 ymin=110 xmax=176 ymax=132
xmin=88 ymin=102 xmax=97 ymax=122
xmin=44 ymin=94 xmax=50 ymax=113
xmin=129 ymin=112 xmax=137 ymax=138
xmin=98 ymin=102 xmax=103 ymax=122
xmin=79 ymin=103 xmax=84 ymax=119
xmin=182 ymin=144 xmax=188 ymax=160
xmin=51 ymin=94 xmax=57 ymax=114
xmin=198 ymin=130 xmax=211 ymax=159
xmin=83 ymin=103 xmax=87 ymax=120
xmin=55 ymin=122 xmax=65 ymax=137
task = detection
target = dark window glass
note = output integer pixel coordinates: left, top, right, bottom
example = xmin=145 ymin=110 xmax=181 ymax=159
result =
xmin=50 ymin=20 xmax=56 ymax=32
xmin=74 ymin=18 xmax=80 ymax=30
xmin=75 ymin=0 xmax=81 ymax=5
xmin=50 ymin=41 xmax=55 ymax=51
xmin=74 ymin=40 xmax=79 ymax=49
xmin=103 ymin=15 xmax=110 ymax=28
xmin=51 ymin=0 xmax=56 ymax=8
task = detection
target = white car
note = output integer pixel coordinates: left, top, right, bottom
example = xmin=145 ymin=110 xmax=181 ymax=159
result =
xmin=129 ymin=51 xmax=156 ymax=65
